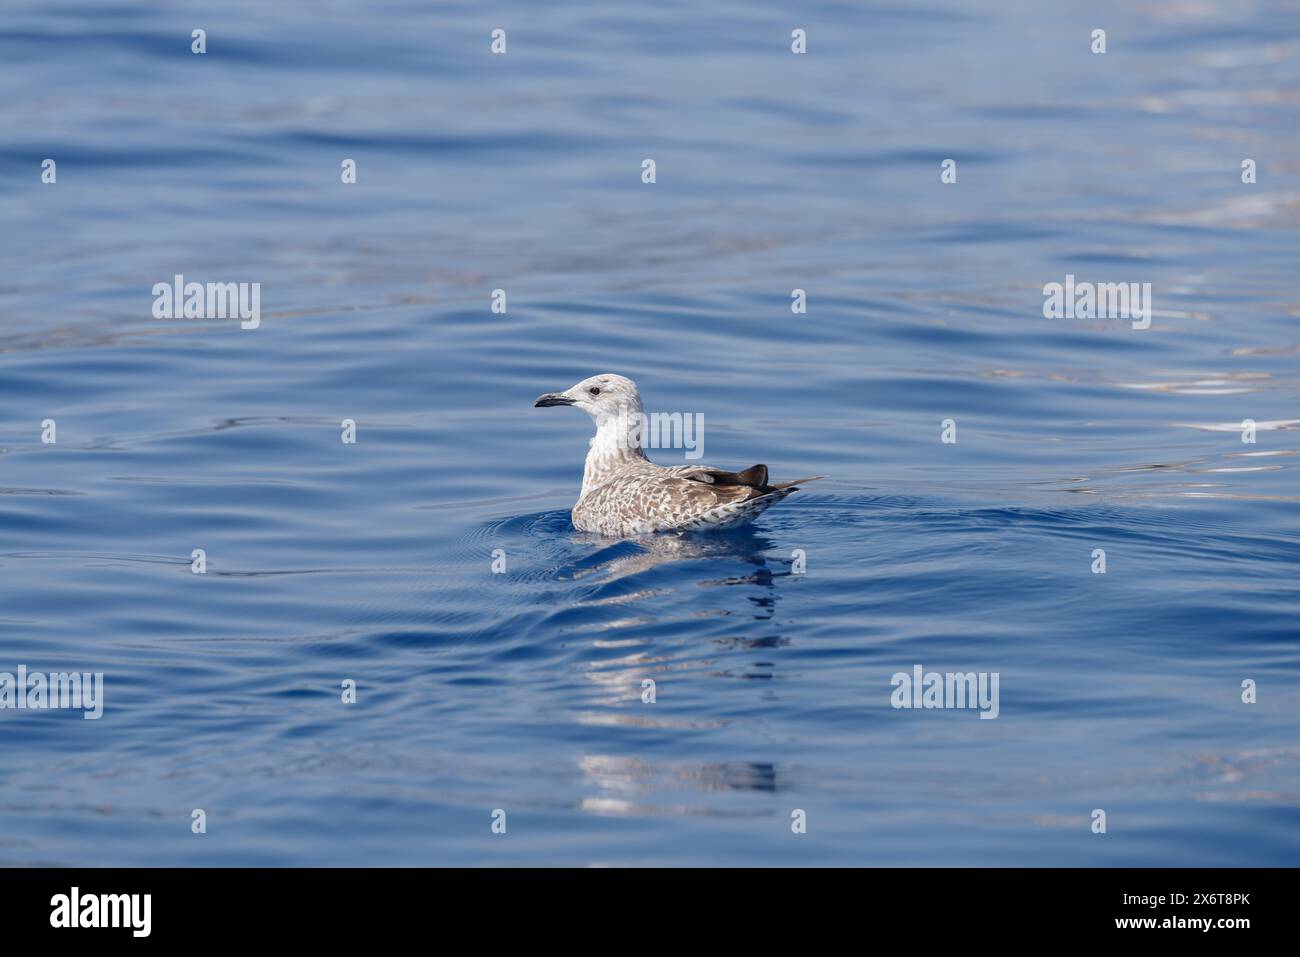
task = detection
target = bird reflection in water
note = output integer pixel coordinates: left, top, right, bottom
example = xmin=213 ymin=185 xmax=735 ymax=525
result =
xmin=565 ymin=528 xmax=793 ymax=816
xmin=566 ymin=525 xmax=783 ymax=588
xmin=577 ymin=756 xmax=784 ymax=818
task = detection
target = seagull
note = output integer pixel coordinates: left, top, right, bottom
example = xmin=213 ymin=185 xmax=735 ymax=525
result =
xmin=533 ymin=374 xmax=824 ymax=536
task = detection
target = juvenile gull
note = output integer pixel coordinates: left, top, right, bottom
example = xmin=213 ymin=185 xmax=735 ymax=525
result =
xmin=533 ymin=374 xmax=823 ymax=536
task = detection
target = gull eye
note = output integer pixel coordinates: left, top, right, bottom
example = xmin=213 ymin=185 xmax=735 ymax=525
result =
xmin=589 ymin=387 xmax=601 ymax=396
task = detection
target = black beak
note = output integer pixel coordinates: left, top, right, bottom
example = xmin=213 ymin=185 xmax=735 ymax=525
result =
xmin=534 ymin=393 xmax=576 ymax=408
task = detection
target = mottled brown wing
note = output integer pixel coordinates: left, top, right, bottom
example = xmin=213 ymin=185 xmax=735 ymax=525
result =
xmin=578 ymin=472 xmax=766 ymax=528
xmin=670 ymin=475 xmax=769 ymax=508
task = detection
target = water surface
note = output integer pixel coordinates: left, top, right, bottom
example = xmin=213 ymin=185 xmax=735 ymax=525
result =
xmin=1 ymin=0 xmax=1298 ymax=865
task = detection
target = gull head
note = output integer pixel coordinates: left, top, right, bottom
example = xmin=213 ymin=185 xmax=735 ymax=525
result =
xmin=534 ymin=374 xmax=644 ymax=422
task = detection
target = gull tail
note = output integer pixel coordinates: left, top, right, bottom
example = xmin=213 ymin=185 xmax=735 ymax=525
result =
xmin=768 ymin=475 xmax=827 ymax=493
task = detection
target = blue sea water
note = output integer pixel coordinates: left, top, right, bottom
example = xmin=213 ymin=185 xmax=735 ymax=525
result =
xmin=1 ymin=0 xmax=1298 ymax=866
